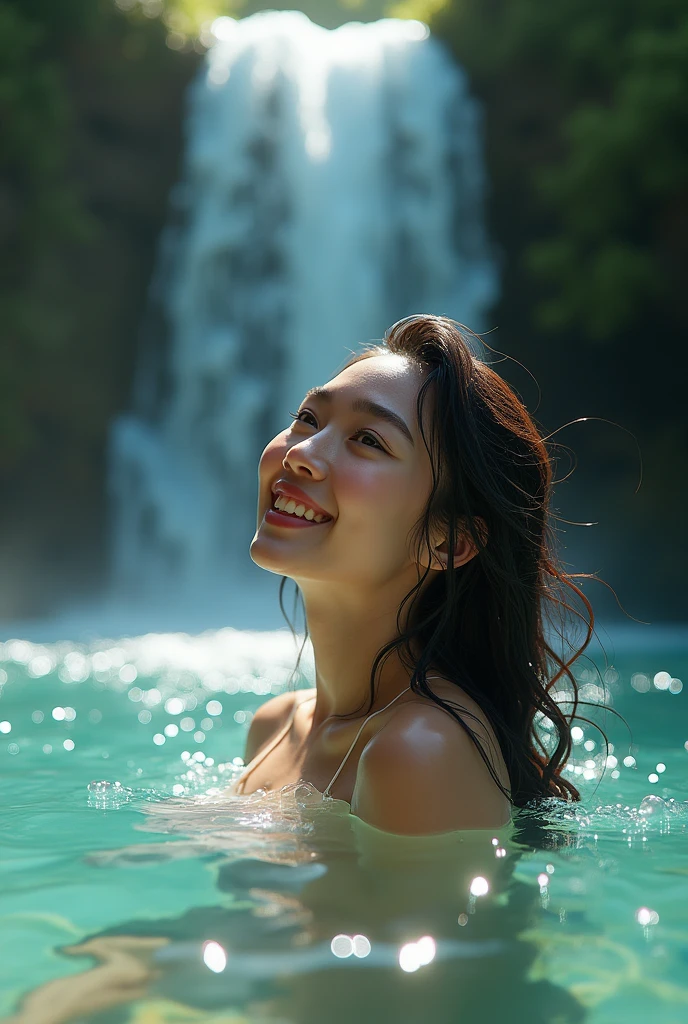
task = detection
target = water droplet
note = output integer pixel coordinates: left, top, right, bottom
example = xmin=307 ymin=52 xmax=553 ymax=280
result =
xmin=639 ymin=795 xmax=665 ymax=818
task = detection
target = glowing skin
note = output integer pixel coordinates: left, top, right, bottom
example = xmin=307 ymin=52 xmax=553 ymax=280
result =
xmin=250 ymin=354 xmax=479 ymax=725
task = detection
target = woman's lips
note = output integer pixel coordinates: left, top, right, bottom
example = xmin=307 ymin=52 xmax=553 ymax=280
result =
xmin=264 ymin=507 xmax=331 ymax=529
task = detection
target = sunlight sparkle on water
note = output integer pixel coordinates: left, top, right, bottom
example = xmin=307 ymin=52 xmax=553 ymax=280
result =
xmin=202 ymin=940 xmax=227 ymax=973
xmin=330 ymin=933 xmax=371 ymax=959
xmin=469 ymin=876 xmax=489 ymax=896
xmin=399 ymin=935 xmax=436 ymax=972
xmin=653 ymin=671 xmax=671 ymax=690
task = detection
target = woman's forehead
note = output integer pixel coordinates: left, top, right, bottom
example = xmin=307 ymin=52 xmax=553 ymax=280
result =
xmin=326 ymin=353 xmax=427 ymax=407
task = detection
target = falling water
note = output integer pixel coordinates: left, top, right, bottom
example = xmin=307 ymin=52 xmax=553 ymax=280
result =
xmin=108 ymin=11 xmax=497 ymax=612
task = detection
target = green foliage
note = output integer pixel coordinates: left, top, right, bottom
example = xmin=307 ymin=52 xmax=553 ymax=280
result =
xmin=0 ymin=0 xmax=200 ymax=615
xmin=0 ymin=0 xmax=193 ymax=471
xmin=428 ymin=0 xmax=688 ymax=340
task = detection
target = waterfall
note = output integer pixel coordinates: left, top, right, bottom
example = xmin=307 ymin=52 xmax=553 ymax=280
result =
xmin=108 ymin=10 xmax=497 ymax=610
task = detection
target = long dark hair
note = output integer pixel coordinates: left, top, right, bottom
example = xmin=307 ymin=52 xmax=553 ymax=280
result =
xmin=280 ymin=314 xmax=617 ymax=807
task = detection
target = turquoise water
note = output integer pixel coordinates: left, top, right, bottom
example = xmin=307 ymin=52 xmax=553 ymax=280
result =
xmin=0 ymin=628 xmax=686 ymax=1024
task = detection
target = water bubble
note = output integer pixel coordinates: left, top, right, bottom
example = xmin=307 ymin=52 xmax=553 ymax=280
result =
xmin=639 ymin=795 xmax=665 ymax=818
xmin=653 ymin=671 xmax=672 ymax=691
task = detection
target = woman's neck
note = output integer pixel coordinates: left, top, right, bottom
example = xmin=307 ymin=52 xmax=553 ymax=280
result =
xmin=298 ymin=571 xmax=426 ymax=727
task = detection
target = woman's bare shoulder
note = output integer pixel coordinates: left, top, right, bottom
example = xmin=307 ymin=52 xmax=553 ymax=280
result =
xmin=354 ymin=697 xmax=512 ymax=833
xmin=243 ymin=690 xmax=301 ymax=762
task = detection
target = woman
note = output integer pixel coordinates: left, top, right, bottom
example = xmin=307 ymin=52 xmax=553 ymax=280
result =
xmin=232 ymin=313 xmax=593 ymax=834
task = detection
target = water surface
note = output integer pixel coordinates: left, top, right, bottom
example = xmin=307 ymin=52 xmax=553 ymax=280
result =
xmin=0 ymin=627 xmax=686 ymax=1023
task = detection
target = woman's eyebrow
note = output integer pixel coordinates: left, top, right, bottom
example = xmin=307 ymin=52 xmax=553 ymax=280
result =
xmin=302 ymin=386 xmax=414 ymax=446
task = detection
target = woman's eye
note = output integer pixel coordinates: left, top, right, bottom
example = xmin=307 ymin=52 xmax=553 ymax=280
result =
xmin=288 ymin=410 xmax=317 ymax=426
xmin=287 ymin=412 xmax=385 ymax=452
xmin=353 ymin=431 xmax=384 ymax=451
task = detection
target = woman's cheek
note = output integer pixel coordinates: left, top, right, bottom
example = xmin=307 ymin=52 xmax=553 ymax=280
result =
xmin=343 ymin=476 xmax=403 ymax=531
xmin=259 ymin=435 xmax=286 ymax=479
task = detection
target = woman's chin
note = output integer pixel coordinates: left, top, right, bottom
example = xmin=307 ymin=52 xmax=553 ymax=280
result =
xmin=249 ymin=535 xmax=295 ymax=576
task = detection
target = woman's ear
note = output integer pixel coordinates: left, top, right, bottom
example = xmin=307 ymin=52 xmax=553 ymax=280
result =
xmin=419 ymin=517 xmax=488 ymax=572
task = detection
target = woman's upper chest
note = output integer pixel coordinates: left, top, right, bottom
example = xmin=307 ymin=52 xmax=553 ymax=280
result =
xmin=239 ymin=681 xmax=511 ymax=805
xmin=239 ymin=690 xmax=373 ymax=801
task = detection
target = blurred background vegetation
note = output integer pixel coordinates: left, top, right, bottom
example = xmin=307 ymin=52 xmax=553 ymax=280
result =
xmin=1 ymin=0 xmax=686 ymax=622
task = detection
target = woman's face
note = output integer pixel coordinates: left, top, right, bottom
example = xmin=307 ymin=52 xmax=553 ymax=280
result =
xmin=250 ymin=354 xmax=438 ymax=589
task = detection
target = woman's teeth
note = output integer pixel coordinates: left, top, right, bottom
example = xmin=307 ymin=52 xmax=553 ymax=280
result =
xmin=273 ymin=495 xmax=327 ymax=522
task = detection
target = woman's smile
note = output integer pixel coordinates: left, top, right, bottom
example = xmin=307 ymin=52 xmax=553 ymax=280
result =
xmin=264 ymin=504 xmax=333 ymax=529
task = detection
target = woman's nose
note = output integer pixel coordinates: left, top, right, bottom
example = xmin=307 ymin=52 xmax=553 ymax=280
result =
xmin=282 ymin=438 xmax=328 ymax=479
